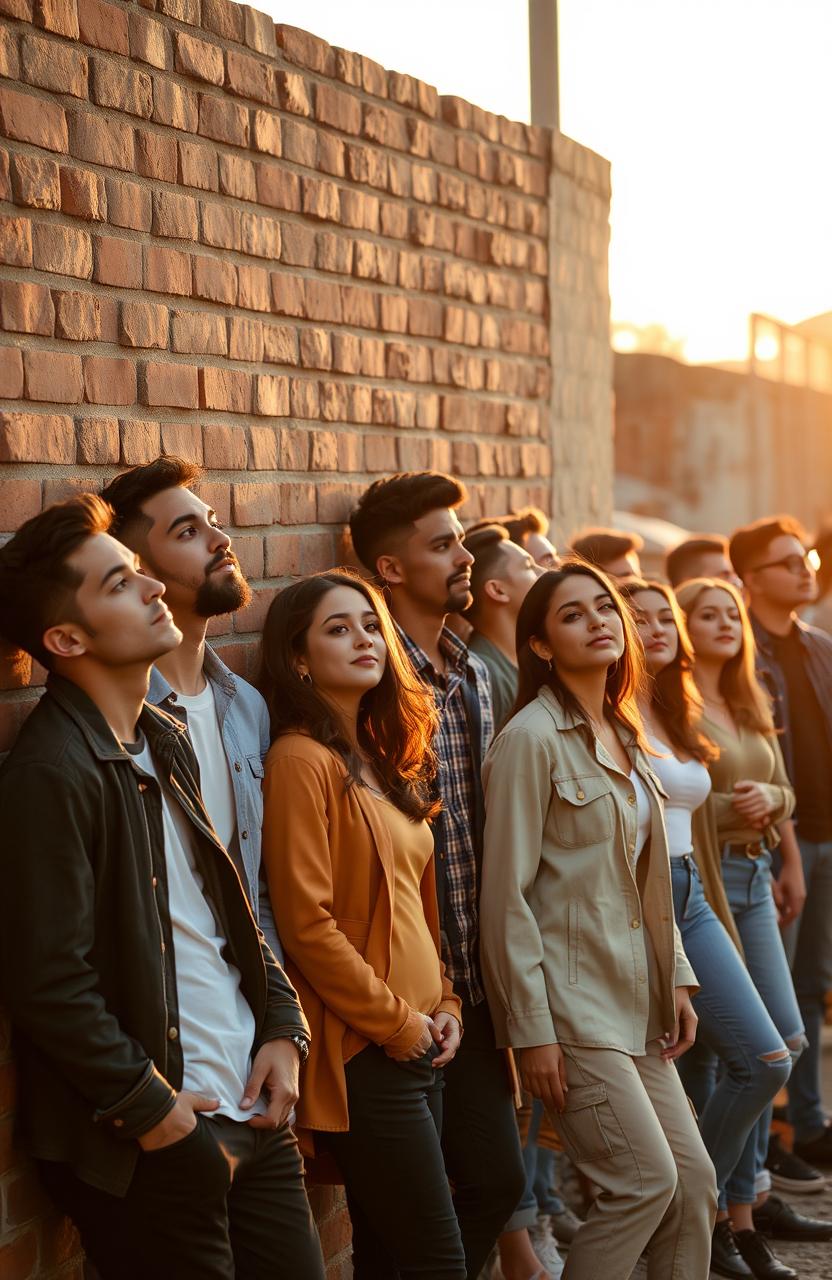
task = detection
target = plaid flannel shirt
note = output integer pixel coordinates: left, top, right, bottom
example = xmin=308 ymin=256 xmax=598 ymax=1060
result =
xmin=400 ymin=626 xmax=493 ymax=1004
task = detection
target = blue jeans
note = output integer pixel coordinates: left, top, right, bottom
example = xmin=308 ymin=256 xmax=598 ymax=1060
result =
xmin=781 ymin=837 xmax=832 ymax=1143
xmin=506 ymin=1099 xmax=566 ymax=1231
xmin=701 ymin=852 xmax=803 ymax=1202
xmin=672 ymin=856 xmax=792 ymax=1209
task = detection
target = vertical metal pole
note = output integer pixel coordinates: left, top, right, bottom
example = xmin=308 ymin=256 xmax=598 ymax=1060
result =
xmin=529 ymin=0 xmax=559 ymax=129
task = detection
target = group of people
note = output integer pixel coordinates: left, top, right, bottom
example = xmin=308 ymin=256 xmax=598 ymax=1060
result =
xmin=1 ymin=460 xmax=831 ymax=1280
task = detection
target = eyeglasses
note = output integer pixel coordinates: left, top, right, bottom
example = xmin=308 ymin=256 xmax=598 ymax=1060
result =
xmin=750 ymin=554 xmax=813 ymax=576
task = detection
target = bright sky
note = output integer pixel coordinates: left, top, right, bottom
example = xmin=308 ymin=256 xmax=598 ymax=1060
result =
xmin=268 ymin=1 xmax=832 ymax=365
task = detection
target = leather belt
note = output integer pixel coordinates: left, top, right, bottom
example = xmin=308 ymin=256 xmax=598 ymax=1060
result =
xmin=723 ymin=840 xmax=767 ymax=860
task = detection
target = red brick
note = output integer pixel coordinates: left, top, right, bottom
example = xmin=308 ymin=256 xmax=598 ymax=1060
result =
xmin=34 ymin=0 xmax=79 ymax=38
xmin=256 ymin=162 xmax=300 ymax=212
xmin=340 ymin=284 xmax=378 ymax=329
xmin=282 ymin=223 xmax=317 ymax=268
xmin=228 ymin=316 xmax=264 ymax=361
xmin=199 ymin=94 xmax=248 ymax=146
xmin=92 ymin=60 xmax=152 ymax=119
xmin=315 ymin=82 xmax=362 ymax=135
xmin=144 ymin=245 xmax=191 ymax=296
xmin=301 ymin=176 xmax=339 ymax=222
xmin=252 ymin=110 xmax=281 ymax=157
xmin=69 ymin=107 xmax=133 ymax=170
xmin=83 ymin=355 xmax=136 ymax=405
xmin=317 ymin=132 xmax=345 ymax=178
xmin=238 ymin=264 xmax=270 ymax=311
xmin=200 ymin=202 xmax=242 ymax=251
xmin=0 ymin=86 xmax=67 ymax=153
xmin=94 ymin=235 xmax=143 ymax=289
xmin=253 ymin=372 xmax=289 ymax=416
xmin=78 ymin=0 xmax=128 ymax=53
xmin=310 ymin=428 xmax=338 ymax=471
xmin=192 ymin=255 xmax=237 ymax=305
xmin=153 ymin=190 xmax=199 ymax=241
xmin=21 ymin=34 xmax=86 ymax=98
xmin=106 ymin=177 xmax=151 ymax=232
xmin=0 ymin=215 xmax=32 ymax=267
xmin=0 ymin=282 xmax=54 ymax=336
xmin=161 ymin=420 xmax=202 ymax=463
xmin=129 ymin=12 xmax=169 ymax=69
xmin=170 ymin=309 xmax=226 ymax=355
xmin=299 ymin=328 xmax=331 ymax=370
xmin=157 ymin=0 xmax=199 ymax=23
xmin=53 ymin=289 xmax=100 ymax=340
xmin=363 ymin=103 xmax=409 ymax=151
xmin=233 ymin=481 xmax=279 ymax=527
xmin=225 ymin=49 xmax=274 ymax=104
xmin=364 ymin=432 xmax=398 ymax=473
xmin=263 ymin=322 xmax=298 ymax=365
xmin=0 ymin=149 xmax=8 ymax=202
xmin=175 ymin=32 xmax=224 ymax=85
xmin=218 ymin=153 xmax=256 ymax=201
xmin=290 ymin=377 xmax=319 ymax=419
xmin=282 ymin=119 xmax=316 ymax=168
xmin=179 ymin=139 xmax=218 ymax=192
xmin=0 ymin=409 xmax=73 ymax=460
xmin=331 ymin=332 xmax=361 ymax=374
xmin=248 ymin=424 xmax=277 ymax=469
xmin=278 ymin=480 xmax=316 ymax=524
xmin=243 ymin=6 xmax=276 ymax=56
xmin=1 ymin=0 xmax=31 ymax=19
xmin=60 ymin=166 xmax=107 ymax=220
xmin=120 ymin=417 xmax=160 ymax=464
xmin=77 ymin=415 xmax=119 ymax=463
xmin=0 ymin=347 xmax=23 ymax=399
xmin=199 ymin=365 xmax=251 ymax=413
xmin=0 ymin=478 xmax=41 ymax=531
xmin=135 ymin=129 xmax=177 ymax=183
xmin=203 ymin=421 xmax=247 ymax=469
xmin=24 ymin=350 xmax=84 ymax=403
xmin=119 ymin=300 xmax=168 ymax=350
xmin=264 ymin=529 xmax=302 ymax=574
xmin=153 ymin=77 xmax=199 ymax=133
xmin=241 ymin=211 xmax=280 ymax=259
xmin=270 ymin=273 xmax=305 ymax=318
xmin=303 ymin=279 xmax=342 ymax=324
xmin=10 ymin=154 xmax=59 ymax=211
xmin=275 ymin=24 xmax=332 ymax=75
xmin=202 ymin=0 xmax=243 ymax=41
xmin=143 ymin=360 xmax=199 ymax=408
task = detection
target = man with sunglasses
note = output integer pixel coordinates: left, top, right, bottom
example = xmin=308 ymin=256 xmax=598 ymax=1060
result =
xmin=731 ymin=516 xmax=832 ymax=1182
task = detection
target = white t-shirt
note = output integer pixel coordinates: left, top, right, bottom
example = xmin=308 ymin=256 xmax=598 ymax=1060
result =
xmin=129 ymin=737 xmax=266 ymax=1121
xmin=630 ymin=770 xmax=652 ymax=864
xmin=647 ymin=736 xmax=712 ymax=857
xmin=176 ymin=682 xmax=237 ymax=851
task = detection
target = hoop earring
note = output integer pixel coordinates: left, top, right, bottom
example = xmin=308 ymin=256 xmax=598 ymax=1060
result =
xmin=547 ymin=658 xmax=554 ymax=672
xmin=299 ymin=671 xmax=312 ymax=684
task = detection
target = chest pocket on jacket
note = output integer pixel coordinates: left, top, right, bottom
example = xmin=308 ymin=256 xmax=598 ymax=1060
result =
xmin=552 ymin=775 xmax=615 ymax=848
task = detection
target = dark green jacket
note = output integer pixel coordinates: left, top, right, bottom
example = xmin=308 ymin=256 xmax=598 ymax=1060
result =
xmin=0 ymin=675 xmax=308 ymax=1195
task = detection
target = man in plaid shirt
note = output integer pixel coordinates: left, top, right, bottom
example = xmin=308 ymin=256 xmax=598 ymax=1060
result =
xmin=351 ymin=473 xmax=525 ymax=1279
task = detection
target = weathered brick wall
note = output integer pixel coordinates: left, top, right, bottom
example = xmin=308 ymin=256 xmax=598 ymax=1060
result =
xmin=0 ymin=0 xmax=612 ymax=1274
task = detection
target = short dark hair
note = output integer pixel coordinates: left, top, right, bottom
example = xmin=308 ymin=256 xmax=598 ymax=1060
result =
xmin=0 ymin=494 xmax=113 ymax=668
xmin=665 ymin=534 xmax=729 ymax=588
xmin=729 ymin=515 xmax=808 ymax=580
xmin=467 ymin=506 xmax=550 ymax=549
xmin=349 ymin=472 xmax=467 ymax=573
xmin=101 ymin=456 xmax=202 ymax=539
xmin=462 ymin=523 xmax=511 ymax=619
xmin=570 ymin=526 xmax=643 ymax=567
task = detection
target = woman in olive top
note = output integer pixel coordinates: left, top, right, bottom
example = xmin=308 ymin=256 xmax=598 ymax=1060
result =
xmin=258 ymin=571 xmax=465 ymax=1280
xmin=480 ymin=562 xmax=717 ymax=1280
xmin=677 ymin=579 xmax=805 ymax=1279
xmin=624 ymin=580 xmax=796 ymax=1280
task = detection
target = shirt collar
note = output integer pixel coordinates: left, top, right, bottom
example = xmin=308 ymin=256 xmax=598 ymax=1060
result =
xmin=147 ymin=643 xmax=236 ymax=705
xmin=399 ymin=624 xmax=471 ymax=681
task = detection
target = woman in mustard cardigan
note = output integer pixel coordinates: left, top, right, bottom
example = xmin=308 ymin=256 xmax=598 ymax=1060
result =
xmin=258 ymin=570 xmax=465 ymax=1280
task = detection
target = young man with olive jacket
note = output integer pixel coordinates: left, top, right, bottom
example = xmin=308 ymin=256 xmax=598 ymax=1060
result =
xmin=0 ymin=495 xmax=324 ymax=1280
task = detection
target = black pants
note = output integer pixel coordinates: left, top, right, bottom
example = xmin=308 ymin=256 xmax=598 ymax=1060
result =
xmin=322 ymin=1043 xmax=466 ymax=1279
xmin=441 ymin=998 xmax=527 ymax=1278
xmin=39 ymin=1116 xmax=326 ymax=1280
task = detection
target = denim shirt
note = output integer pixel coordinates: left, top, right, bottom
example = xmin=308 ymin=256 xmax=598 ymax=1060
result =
xmin=751 ymin=613 xmax=832 ymax=788
xmin=147 ymin=646 xmax=282 ymax=961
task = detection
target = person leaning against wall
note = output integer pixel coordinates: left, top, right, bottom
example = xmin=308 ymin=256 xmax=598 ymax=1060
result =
xmin=479 ymin=560 xmax=717 ymax=1280
xmin=257 ymin=570 xmax=466 ymax=1280
xmin=0 ymin=496 xmax=323 ymax=1280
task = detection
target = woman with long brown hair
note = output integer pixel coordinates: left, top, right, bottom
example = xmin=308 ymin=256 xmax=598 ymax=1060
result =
xmin=258 ymin=571 xmax=465 ymax=1279
xmin=479 ymin=562 xmax=717 ymax=1280
xmin=623 ymin=580 xmax=796 ymax=1280
xmin=676 ymin=578 xmax=808 ymax=1280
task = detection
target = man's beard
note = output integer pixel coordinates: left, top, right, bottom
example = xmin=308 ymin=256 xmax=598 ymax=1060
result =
xmin=194 ymin=563 xmax=251 ymax=618
xmin=443 ymin=576 xmax=473 ymax=615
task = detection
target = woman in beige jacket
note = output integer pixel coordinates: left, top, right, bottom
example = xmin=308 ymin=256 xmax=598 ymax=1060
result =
xmin=480 ymin=561 xmax=717 ymax=1279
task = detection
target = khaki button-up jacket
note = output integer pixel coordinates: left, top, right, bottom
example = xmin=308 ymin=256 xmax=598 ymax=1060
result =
xmin=480 ymin=686 xmax=697 ymax=1056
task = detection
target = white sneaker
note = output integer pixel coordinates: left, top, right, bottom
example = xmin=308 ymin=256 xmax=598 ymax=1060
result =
xmin=529 ymin=1217 xmax=565 ymax=1278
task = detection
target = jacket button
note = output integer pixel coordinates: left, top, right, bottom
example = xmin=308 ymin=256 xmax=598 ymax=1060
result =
xmin=160 ymin=942 xmax=166 ymax=953
xmin=627 ymin=794 xmax=636 ymax=806
xmin=168 ymin=1027 xmax=178 ymax=1041
xmin=152 ymin=876 xmax=158 ymax=888
xmin=631 ymin=918 xmax=641 ymax=929
xmin=113 ymin=1117 xmax=124 ymax=1127
xmin=628 ymin=841 xmax=636 ymax=854
xmin=576 ymin=789 xmax=585 ymax=800
xmin=241 ymin=830 xmax=248 ymax=840
xmin=234 ymin=761 xmax=242 ymax=772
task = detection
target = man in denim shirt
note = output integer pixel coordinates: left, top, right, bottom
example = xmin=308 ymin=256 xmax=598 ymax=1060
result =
xmin=102 ymin=458 xmax=280 ymax=960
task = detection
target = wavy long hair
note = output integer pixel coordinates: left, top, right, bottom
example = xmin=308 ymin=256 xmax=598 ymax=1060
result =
xmin=620 ymin=579 xmax=718 ymax=763
xmin=512 ymin=560 xmax=650 ymax=749
xmin=258 ymin=570 xmax=440 ymax=821
xmin=675 ymin=577 xmax=775 ymax=736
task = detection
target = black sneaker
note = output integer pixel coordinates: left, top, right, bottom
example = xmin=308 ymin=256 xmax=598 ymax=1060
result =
xmin=766 ymin=1133 xmax=826 ymax=1192
xmin=794 ymin=1120 xmax=832 ymax=1167
xmin=710 ymin=1220 xmax=752 ymax=1279
xmin=733 ymin=1230 xmax=797 ymax=1280
xmin=753 ymin=1192 xmax=832 ymax=1241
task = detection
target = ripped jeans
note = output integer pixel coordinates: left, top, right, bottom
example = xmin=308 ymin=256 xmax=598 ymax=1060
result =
xmin=673 ymin=854 xmax=800 ymax=1207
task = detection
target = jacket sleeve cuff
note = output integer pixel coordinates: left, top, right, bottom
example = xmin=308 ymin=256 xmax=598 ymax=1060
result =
xmin=380 ymin=1008 xmax=425 ymax=1056
xmin=501 ymin=1008 xmax=558 ymax=1051
xmin=93 ymin=1062 xmax=177 ymax=1140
